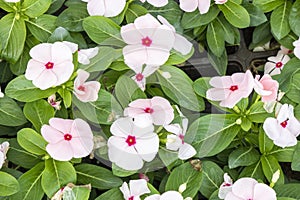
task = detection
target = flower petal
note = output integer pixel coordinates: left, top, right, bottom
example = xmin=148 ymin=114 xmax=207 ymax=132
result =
xmin=46 ymin=141 xmax=73 ymax=161
xmin=178 ymin=143 xmax=196 ymax=160
xmin=129 ymin=179 xmax=150 ymax=197
xmin=135 ymin=134 xmax=159 ymax=162
xmin=123 ymin=44 xmax=148 ymax=67
xmin=253 ymin=183 xmax=276 ymax=200
xmin=120 ymin=182 xmax=130 ymax=199
xmin=146 ymin=0 xmax=168 ymax=7
xmin=32 ymin=70 xmax=57 ymax=90
xmin=103 ymin=0 xmax=126 ymax=17
xmin=134 ymin=14 xmax=161 ymax=37
xmin=110 ymin=117 xmax=134 ymax=138
xmin=25 ymin=59 xmax=46 ymax=81
xmin=51 ymin=42 xmax=73 ymax=63
xmin=41 ymin=125 xmax=64 ymax=143
xmin=86 ymin=0 xmax=105 ymax=16
xmin=224 ymin=192 xmax=243 ymax=200
xmin=231 ymin=178 xmax=257 ymax=199
xmin=179 ymin=0 xmax=198 ymax=12
xmin=29 ymin=43 xmax=52 ymax=63
xmin=160 ymin=191 xmax=183 ymax=200
xmin=121 ymin=23 xmax=143 ymax=45
xmin=197 ymin=0 xmax=211 ymax=14
xmin=173 ymin=33 xmax=193 ymax=55
xmin=49 ymin=118 xmax=74 ymax=134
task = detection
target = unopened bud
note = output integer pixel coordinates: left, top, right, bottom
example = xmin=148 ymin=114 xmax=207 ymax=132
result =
xmin=270 ymin=170 xmax=280 ymax=188
xmin=235 ymin=118 xmax=242 ymax=125
xmin=179 ymin=183 xmax=187 ymax=193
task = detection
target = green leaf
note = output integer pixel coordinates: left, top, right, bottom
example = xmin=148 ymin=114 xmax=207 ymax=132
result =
xmin=261 ymin=155 xmax=284 ymax=185
xmin=111 ymin=163 xmax=137 ymax=177
xmin=243 ymin=3 xmax=267 ymax=26
xmin=275 ymin=184 xmax=300 ymax=199
xmin=73 ymin=89 xmax=123 ymax=125
xmin=218 ymin=1 xmax=250 ymax=28
xmin=165 ymin=162 xmax=202 ymax=198
xmin=56 ymin=4 xmax=88 ymax=32
xmin=47 ymin=0 xmax=65 ymax=14
xmin=47 ymin=27 xmax=73 ymax=42
xmin=259 ymin=127 xmax=274 ymax=153
xmin=199 ymin=161 xmax=224 ymax=198
xmin=0 ymin=62 xmax=13 ymax=83
xmin=75 ymin=164 xmax=123 ymax=190
xmin=217 ymin=15 xmax=240 ymax=45
xmin=269 ymin=145 xmax=296 ymax=162
xmin=270 ymin=1 xmax=292 ymax=40
xmin=253 ymin=0 xmax=284 ymax=12
xmin=0 ymin=13 xmax=26 ymax=63
xmin=206 ymin=20 xmax=225 ymax=57
xmin=95 ymin=188 xmax=123 ymax=200
xmin=248 ymin=101 xmax=272 ymax=123
xmin=22 ymin=0 xmax=51 ymax=18
xmin=115 ymin=75 xmax=147 ymax=108
xmin=164 ymin=48 xmax=194 ymax=66
xmin=250 ymin=21 xmax=272 ymax=49
xmin=289 ymin=0 xmax=300 ymax=36
xmin=239 ymin=161 xmax=265 ymax=181
xmin=26 ymin=14 xmax=57 ymax=42
xmin=181 ymin=5 xmax=220 ymax=29
xmin=228 ymin=146 xmax=260 ymax=169
xmin=83 ymin=16 xmax=124 ymax=47
xmin=158 ymin=148 xmax=179 ymax=168
xmin=17 ymin=128 xmax=47 ymax=156
xmin=186 ymin=114 xmax=240 ymax=157
xmin=156 ymin=66 xmax=204 ymax=112
xmin=23 ymin=99 xmax=55 ymax=131
xmin=0 ymin=0 xmax=14 ymax=12
xmin=0 ymin=96 xmax=27 ymax=126
xmin=5 ymin=75 xmax=57 ymax=102
xmin=57 ymin=87 xmax=72 ymax=108
xmin=79 ymin=47 xmax=121 ymax=72
xmin=125 ymin=3 xmax=148 ymax=23
xmin=0 ymin=171 xmax=19 ymax=196
xmin=42 ymin=159 xmax=77 ymax=198
xmin=11 ymin=162 xmax=45 ymax=200
xmin=292 ymin=142 xmax=300 ymax=171
xmin=9 ymin=45 xmax=30 ymax=75
xmin=207 ymin=47 xmax=228 ymax=75
xmin=63 ymin=185 xmax=91 ymax=200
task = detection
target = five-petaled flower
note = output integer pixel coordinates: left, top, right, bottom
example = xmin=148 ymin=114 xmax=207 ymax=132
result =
xmin=73 ymin=69 xmax=101 ymax=102
xmin=263 ymin=104 xmax=300 ymax=148
xmin=179 ymin=0 xmax=227 ymax=15
xmin=121 ymin=14 xmax=175 ymax=68
xmin=140 ymin=0 xmax=168 ymax=7
xmin=253 ymin=74 xmax=279 ymax=103
xmin=264 ymin=52 xmax=290 ymax=76
xmin=81 ymin=0 xmax=126 ymax=17
xmin=41 ymin=118 xmax=94 ymax=161
xmin=0 ymin=141 xmax=9 ymax=169
xmin=120 ymin=179 xmax=151 ymax=200
xmin=164 ymin=118 xmax=196 ymax=160
xmin=25 ymin=42 xmax=74 ymax=90
xmin=107 ymin=117 xmax=159 ymax=170
xmin=206 ymin=70 xmax=254 ymax=108
xmin=124 ymin=96 xmax=174 ymax=128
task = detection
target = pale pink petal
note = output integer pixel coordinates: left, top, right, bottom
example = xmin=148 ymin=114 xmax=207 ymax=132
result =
xmin=224 ymin=192 xmax=243 ymax=200
xmin=238 ymin=70 xmax=254 ymax=97
xmin=72 ymin=118 xmax=94 ymax=139
xmin=29 ymin=43 xmax=52 ymax=63
xmin=120 ymin=182 xmax=130 ymax=199
xmin=179 ymin=0 xmax=198 ymax=12
xmin=123 ymin=44 xmax=148 ymax=66
xmin=263 ymin=118 xmax=281 ymax=141
xmin=146 ymin=0 xmax=168 ymax=7
xmin=274 ymin=131 xmax=297 ymax=148
xmin=129 ymin=179 xmax=150 ymax=197
xmin=121 ymin=24 xmax=143 ymax=45
xmin=164 ymin=124 xmax=182 ymax=135
xmin=74 ymin=81 xmax=100 ymax=102
xmin=46 ymin=141 xmax=73 ymax=161
xmin=128 ymin=98 xmax=152 ymax=109
xmin=268 ymin=54 xmax=282 ymax=63
xmin=75 ymin=69 xmax=89 ymax=86
xmin=166 ymin=134 xmax=182 ymax=151
xmin=294 ymin=47 xmax=300 ymax=59
xmin=51 ymin=42 xmax=73 ymax=63
xmin=219 ymin=186 xmax=233 ymax=199
xmin=209 ymin=76 xmax=233 ymax=88
xmin=41 ymin=125 xmax=64 ymax=143
xmin=231 ymin=178 xmax=257 ymax=199
xmin=146 ymin=46 xmax=171 ymax=65
xmin=206 ymin=88 xmax=230 ymax=101
xmin=124 ymin=107 xmax=149 ymax=118
xmin=110 ymin=119 xmax=133 ymax=138
xmin=134 ymin=14 xmax=161 ymax=37
xmin=131 ymin=121 xmax=155 ymax=138
xmin=178 ymin=143 xmax=196 ymax=160
xmin=51 ymin=61 xmax=74 ymax=86
xmin=160 ymin=191 xmax=183 ymax=200
xmin=103 ymin=0 xmax=126 ymax=17
xmin=276 ymin=104 xmax=289 ymax=123
xmin=135 ymin=135 xmax=159 ymax=162
xmin=86 ymin=0 xmax=105 ymax=16
xmin=25 ymin=59 xmax=46 ymax=80
xmin=287 ymin=117 xmax=300 ymax=137
xmin=282 ymin=54 xmax=290 ymax=64
xmin=145 ymin=194 xmax=160 ymax=200
xmin=79 ymin=47 xmax=98 ymax=59
xmin=157 ymin=15 xmax=176 ymax=32
xmin=49 ymin=118 xmax=74 ymax=134
xmin=132 ymin=113 xmax=153 ymax=127
xmin=269 ymin=68 xmax=281 ymax=76
xmin=33 ymin=70 xmax=57 ymax=90
xmin=253 ymin=183 xmax=277 ymax=200
xmin=151 ymin=25 xmax=175 ymax=51
xmin=198 ymin=0 xmax=211 ymax=14
xmin=62 ymin=41 xmax=78 ymax=53
xmin=215 ymin=0 xmax=228 ymax=4
xmin=264 ymin=62 xmax=276 ymax=75
xmin=143 ymin=65 xmax=159 ymax=77
xmin=69 ymin=138 xmax=93 ymax=158
xmin=173 ymin=33 xmax=193 ymax=55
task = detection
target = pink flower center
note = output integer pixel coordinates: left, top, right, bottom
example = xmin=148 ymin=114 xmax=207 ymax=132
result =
xmin=78 ymin=85 xmax=85 ymax=91
xmin=229 ymin=85 xmax=238 ymax=91
xmin=126 ymin=135 xmax=136 ymax=146
xmin=136 ymin=73 xmax=144 ymax=81
xmin=142 ymin=36 xmax=152 ymax=47
xmin=280 ymin=119 xmax=288 ymax=128
xmin=276 ymin=62 xmax=283 ymax=68
xmin=144 ymin=107 xmax=154 ymax=113
xmin=64 ymin=134 xmax=72 ymax=141
xmin=223 ymin=183 xmax=232 ymax=187
xmin=179 ymin=134 xmax=185 ymax=144
xmin=45 ymin=62 xmax=54 ymax=69
xmin=128 ymin=196 xmax=134 ymax=200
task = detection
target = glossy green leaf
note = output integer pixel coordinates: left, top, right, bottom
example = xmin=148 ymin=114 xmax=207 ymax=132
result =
xmin=207 ymin=47 xmax=228 ymax=75
xmin=228 ymin=146 xmax=260 ymax=169
xmin=243 ymin=3 xmax=267 ymax=26
xmin=248 ymin=101 xmax=272 ymax=123
xmin=0 ymin=0 xmax=14 ymax=12
xmin=0 ymin=96 xmax=27 ymax=126
xmin=253 ymin=0 xmax=284 ymax=12
xmin=125 ymin=3 xmax=148 ymax=23
xmin=207 ymin=20 xmax=225 ymax=57
xmin=63 ymin=185 xmax=90 ymax=200
xmin=289 ymin=0 xmax=300 ymax=36
xmin=239 ymin=161 xmax=265 ymax=181
xmin=259 ymin=127 xmax=274 ymax=153
xmin=292 ymin=142 xmax=300 ymax=171
xmin=0 ymin=171 xmax=19 ymax=196
xmin=217 ymin=15 xmax=240 ymax=45
xmin=95 ymin=188 xmax=123 ymax=200
xmin=22 ymin=0 xmax=51 ymax=18
xmin=275 ymin=184 xmax=300 ymax=199
xmin=261 ymin=155 xmax=284 ymax=185
xmin=269 ymin=145 xmax=296 ymax=162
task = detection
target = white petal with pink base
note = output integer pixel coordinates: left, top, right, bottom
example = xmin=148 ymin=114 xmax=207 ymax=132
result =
xmin=120 ymin=179 xmax=151 ymax=200
xmin=264 ymin=52 xmax=290 ymax=76
xmin=41 ymin=118 xmax=94 ymax=161
xmin=218 ymin=173 xmax=233 ymax=199
xmin=107 ymin=117 xmax=159 ymax=170
xmin=131 ymin=65 xmax=159 ymax=91
xmin=74 ymin=69 xmax=101 ymax=102
xmin=25 ymin=42 xmax=74 ymax=90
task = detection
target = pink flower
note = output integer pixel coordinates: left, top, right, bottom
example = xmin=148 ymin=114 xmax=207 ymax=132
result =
xmin=124 ymin=96 xmax=174 ymax=127
xmin=254 ymin=74 xmax=279 ymax=103
xmin=145 ymin=191 xmax=184 ymax=200
xmin=140 ymin=0 xmax=168 ymax=7
xmin=107 ymin=117 xmax=159 ymax=170
xmin=81 ymin=0 xmax=126 ymax=17
xmin=25 ymin=42 xmax=74 ymax=90
xmin=218 ymin=173 xmax=233 ymax=199
xmin=263 ymin=104 xmax=300 ymax=148
xmin=264 ymin=52 xmax=290 ymax=76
xmin=206 ymin=70 xmax=254 ymax=108
xmin=0 ymin=141 xmax=9 ymax=169
xmin=121 ymin=14 xmax=175 ymax=68
xmin=224 ymin=177 xmax=276 ymax=200
xmin=293 ymin=37 xmax=300 ymax=59
xmin=165 ymin=118 xmax=196 ymax=160
xmin=157 ymin=15 xmax=193 ymax=55
xmin=179 ymin=0 xmax=226 ymax=14
xmin=120 ymin=179 xmax=150 ymax=200
xmin=74 ymin=69 xmax=101 ymax=102
xmin=131 ymin=65 xmax=159 ymax=91
xmin=41 ymin=118 xmax=94 ymax=161
xmin=48 ymin=94 xmax=61 ymax=110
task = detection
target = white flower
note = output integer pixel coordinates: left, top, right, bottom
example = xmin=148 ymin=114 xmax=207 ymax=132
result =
xmin=107 ymin=117 xmax=159 ymax=170
xmin=293 ymin=37 xmax=300 ymax=59
xmin=218 ymin=173 xmax=233 ymax=199
xmin=63 ymin=41 xmax=99 ymax=65
xmin=121 ymin=14 xmax=175 ymax=68
xmin=263 ymin=104 xmax=300 ymax=148
xmin=48 ymin=94 xmax=61 ymax=110
xmin=0 ymin=87 xmax=4 ymax=98
xmin=120 ymin=179 xmax=150 ymax=200
xmin=0 ymin=141 xmax=9 ymax=169
xmin=131 ymin=65 xmax=159 ymax=91
xmin=164 ymin=118 xmax=196 ymax=160
xmin=264 ymin=52 xmax=290 ymax=76
xmin=140 ymin=0 xmax=168 ymax=7
xmin=145 ymin=191 xmax=185 ymax=200
xmin=81 ymin=0 xmax=126 ymax=17
xmin=25 ymin=42 xmax=74 ymax=90
xmin=157 ymin=15 xmax=193 ymax=55
xmin=4 ymin=0 xmax=20 ymax=2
